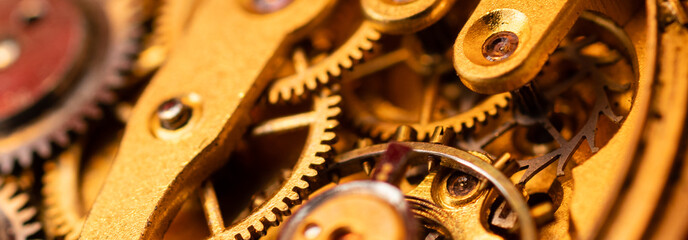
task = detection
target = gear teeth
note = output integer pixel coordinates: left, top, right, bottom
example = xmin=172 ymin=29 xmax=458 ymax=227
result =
xmin=0 ymin=180 xmax=40 ymax=239
xmin=220 ymin=90 xmax=341 ymax=239
xmin=268 ymin=23 xmax=380 ymax=104
xmin=0 ymin=0 xmax=142 ymax=173
xmin=347 ymin=92 xmax=511 ymax=141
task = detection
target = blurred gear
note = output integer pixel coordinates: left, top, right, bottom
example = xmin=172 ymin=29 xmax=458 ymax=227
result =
xmin=0 ymin=0 xmax=141 ymax=172
xmin=41 ymin=130 xmax=119 ymax=239
xmin=267 ymin=0 xmax=380 ymax=103
xmin=0 ymin=178 xmax=41 ymax=240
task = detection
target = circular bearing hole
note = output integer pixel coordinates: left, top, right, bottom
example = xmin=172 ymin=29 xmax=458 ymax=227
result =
xmin=446 ymin=171 xmax=479 ymax=197
xmin=482 ymin=31 xmax=519 ymax=62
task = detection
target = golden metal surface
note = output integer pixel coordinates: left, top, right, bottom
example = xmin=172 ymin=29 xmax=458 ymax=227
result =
xmin=79 ymin=0 xmax=336 ymax=238
xmin=361 ymin=0 xmax=457 ymax=34
xmin=3 ymin=0 xmax=688 ymax=239
xmin=453 ymin=0 xmax=641 ymax=94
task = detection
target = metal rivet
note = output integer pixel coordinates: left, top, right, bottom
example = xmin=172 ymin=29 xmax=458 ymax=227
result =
xmin=482 ymin=31 xmax=519 ymax=62
xmin=446 ymin=171 xmax=479 ymax=197
xmin=157 ymin=98 xmax=192 ymax=130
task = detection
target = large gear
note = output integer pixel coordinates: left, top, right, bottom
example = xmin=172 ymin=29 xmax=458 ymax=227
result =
xmin=266 ymin=0 xmax=380 ymax=104
xmin=0 ymin=178 xmax=41 ymax=240
xmin=0 ymin=0 xmax=141 ymax=173
xmin=201 ymin=88 xmax=341 ymax=239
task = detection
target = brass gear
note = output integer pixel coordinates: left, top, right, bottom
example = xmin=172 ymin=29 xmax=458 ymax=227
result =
xmin=41 ymin=133 xmax=119 ymax=240
xmin=344 ymin=86 xmax=510 ymax=141
xmin=0 ymin=0 xmax=141 ymax=173
xmin=41 ymin=89 xmax=342 ymax=240
xmin=340 ymin=38 xmax=511 ymax=140
xmin=266 ymin=0 xmax=380 ymax=104
xmin=202 ymin=88 xmax=341 ymax=239
xmin=0 ymin=178 xmax=41 ymax=240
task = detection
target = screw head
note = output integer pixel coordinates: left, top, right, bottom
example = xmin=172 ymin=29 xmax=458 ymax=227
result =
xmin=446 ymin=171 xmax=479 ymax=197
xmin=157 ymin=98 xmax=192 ymax=130
xmin=482 ymin=31 xmax=519 ymax=62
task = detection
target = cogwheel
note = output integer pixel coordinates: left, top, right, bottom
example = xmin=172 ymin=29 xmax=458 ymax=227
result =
xmin=0 ymin=0 xmax=141 ymax=173
xmin=267 ymin=0 xmax=380 ymax=104
xmin=0 ymin=178 xmax=41 ymax=239
xmin=203 ymin=89 xmax=341 ymax=240
xmin=340 ymin=45 xmax=511 ymax=140
xmin=42 ymin=144 xmax=83 ymax=240
xmin=41 ymin=134 xmax=118 ymax=240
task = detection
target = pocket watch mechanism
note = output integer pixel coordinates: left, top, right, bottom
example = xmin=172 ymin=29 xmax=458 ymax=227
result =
xmin=1 ymin=0 xmax=688 ymax=239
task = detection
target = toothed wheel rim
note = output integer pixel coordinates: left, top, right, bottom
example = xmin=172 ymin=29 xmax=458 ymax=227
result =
xmin=341 ymin=71 xmax=511 ymax=140
xmin=0 ymin=0 xmax=142 ymax=173
xmin=267 ymin=0 xmax=381 ymax=104
xmin=0 ymin=180 xmax=41 ymax=240
xmin=268 ymin=22 xmax=380 ymax=104
xmin=208 ymin=89 xmax=341 ymax=240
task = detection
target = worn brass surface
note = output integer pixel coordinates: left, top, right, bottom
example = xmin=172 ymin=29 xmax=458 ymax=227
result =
xmin=79 ymin=0 xmax=336 ymax=238
xmin=453 ymin=0 xmax=641 ymax=94
xmin=3 ymin=0 xmax=688 ymax=239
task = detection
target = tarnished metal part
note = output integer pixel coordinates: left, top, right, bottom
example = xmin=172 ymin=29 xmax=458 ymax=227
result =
xmin=7 ymin=0 xmax=688 ymax=239
xmin=332 ymin=141 xmax=537 ymax=240
xmin=0 ymin=0 xmax=141 ymax=173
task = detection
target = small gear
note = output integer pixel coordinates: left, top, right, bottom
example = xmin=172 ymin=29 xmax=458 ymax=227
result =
xmin=266 ymin=0 xmax=380 ymax=104
xmin=0 ymin=178 xmax=41 ymax=240
xmin=201 ymin=88 xmax=341 ymax=239
xmin=0 ymin=0 xmax=141 ymax=173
